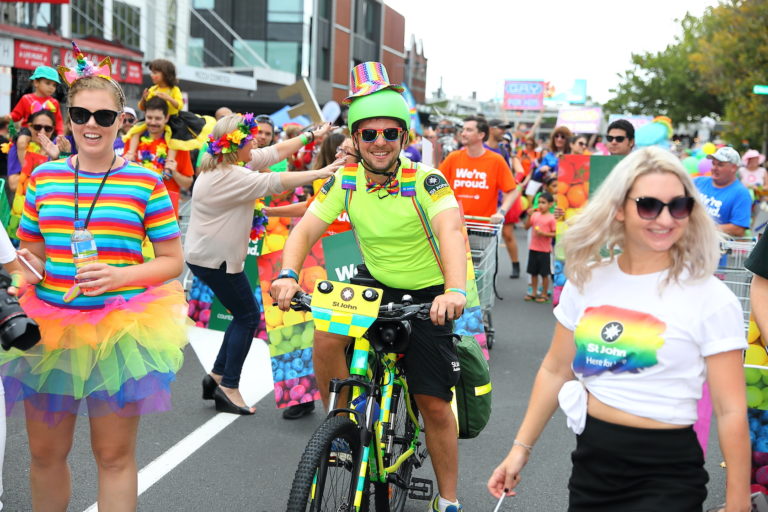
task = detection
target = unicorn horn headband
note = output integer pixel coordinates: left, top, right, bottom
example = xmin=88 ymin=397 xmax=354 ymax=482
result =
xmin=57 ymin=41 xmax=113 ymax=86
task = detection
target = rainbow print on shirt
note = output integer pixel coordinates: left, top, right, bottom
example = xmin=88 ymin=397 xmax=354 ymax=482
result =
xmin=573 ymin=305 xmax=666 ymax=377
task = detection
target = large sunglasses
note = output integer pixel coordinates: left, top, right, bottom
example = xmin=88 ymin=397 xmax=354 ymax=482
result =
xmin=358 ymin=128 xmax=404 ymax=143
xmin=31 ymin=124 xmax=54 ymax=133
xmin=630 ymin=196 xmax=694 ymax=220
xmin=606 ymin=135 xmax=626 ymax=143
xmin=69 ymin=106 xmax=120 ymax=127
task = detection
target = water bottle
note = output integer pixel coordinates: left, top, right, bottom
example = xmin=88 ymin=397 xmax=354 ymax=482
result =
xmin=70 ymin=220 xmax=98 ymax=282
xmin=351 ymin=393 xmax=380 ymax=421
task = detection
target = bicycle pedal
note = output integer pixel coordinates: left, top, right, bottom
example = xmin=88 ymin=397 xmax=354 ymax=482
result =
xmin=407 ymin=477 xmax=433 ymax=501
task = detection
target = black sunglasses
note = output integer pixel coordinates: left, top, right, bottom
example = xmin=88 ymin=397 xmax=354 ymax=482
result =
xmin=606 ymin=135 xmax=626 ymax=143
xmin=123 ymin=116 xmax=136 ymax=123
xmin=630 ymin=196 xmax=695 ymax=220
xmin=31 ymin=124 xmax=54 ymax=133
xmin=69 ymin=106 xmax=120 ymax=127
xmin=358 ymin=128 xmax=403 ymax=143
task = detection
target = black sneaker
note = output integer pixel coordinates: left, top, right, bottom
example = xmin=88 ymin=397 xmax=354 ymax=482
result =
xmin=282 ymin=401 xmax=316 ymax=420
xmin=510 ymin=262 xmax=520 ymax=279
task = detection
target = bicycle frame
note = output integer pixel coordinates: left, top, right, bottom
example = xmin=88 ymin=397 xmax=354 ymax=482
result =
xmin=306 ymin=280 xmax=426 ymax=510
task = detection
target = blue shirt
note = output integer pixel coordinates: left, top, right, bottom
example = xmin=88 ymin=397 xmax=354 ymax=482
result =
xmin=694 ymin=176 xmax=752 ymax=228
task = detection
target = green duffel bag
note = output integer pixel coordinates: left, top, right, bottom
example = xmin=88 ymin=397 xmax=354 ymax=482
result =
xmin=454 ymin=335 xmax=492 ymax=439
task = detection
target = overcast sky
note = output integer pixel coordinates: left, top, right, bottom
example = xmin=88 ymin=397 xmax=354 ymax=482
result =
xmin=384 ymin=0 xmax=718 ymax=104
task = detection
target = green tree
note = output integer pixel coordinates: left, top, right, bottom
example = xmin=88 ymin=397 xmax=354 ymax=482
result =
xmin=604 ymin=13 xmax=724 ymax=124
xmin=691 ymin=0 xmax=768 ymax=147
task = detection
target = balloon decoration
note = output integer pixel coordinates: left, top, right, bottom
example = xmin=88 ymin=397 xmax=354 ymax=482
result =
xmin=697 ymin=157 xmax=713 ymax=176
xmin=635 ymin=116 xmax=674 ymax=148
xmin=520 ymin=196 xmax=529 ymax=211
xmin=702 ymin=142 xmax=717 ymax=155
xmin=682 ymin=156 xmax=700 ymax=175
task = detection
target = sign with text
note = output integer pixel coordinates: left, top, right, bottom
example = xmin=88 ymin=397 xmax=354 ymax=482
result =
xmin=503 ymin=81 xmax=545 ymax=111
xmin=556 ymin=107 xmax=603 ymax=134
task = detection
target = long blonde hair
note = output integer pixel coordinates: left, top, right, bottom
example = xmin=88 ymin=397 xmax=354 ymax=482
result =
xmin=198 ymin=114 xmax=244 ymax=172
xmin=563 ymin=146 xmax=721 ymax=289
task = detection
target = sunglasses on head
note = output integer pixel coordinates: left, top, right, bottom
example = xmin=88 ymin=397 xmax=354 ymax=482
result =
xmin=31 ymin=124 xmax=54 ymax=133
xmin=69 ymin=106 xmax=120 ymax=127
xmin=606 ymin=135 xmax=626 ymax=143
xmin=630 ymin=196 xmax=694 ymax=220
xmin=358 ymin=127 xmax=404 ymax=143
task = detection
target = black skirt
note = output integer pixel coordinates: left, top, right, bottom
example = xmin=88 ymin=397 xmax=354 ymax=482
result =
xmin=568 ymin=415 xmax=708 ymax=512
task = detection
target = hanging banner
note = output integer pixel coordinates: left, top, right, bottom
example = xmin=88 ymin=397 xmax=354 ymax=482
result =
xmin=555 ymin=107 xmax=603 ymax=134
xmin=503 ymin=80 xmax=545 ymax=111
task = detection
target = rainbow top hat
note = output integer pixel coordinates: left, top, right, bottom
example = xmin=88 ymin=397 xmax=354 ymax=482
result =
xmin=343 ymin=61 xmax=404 ymax=105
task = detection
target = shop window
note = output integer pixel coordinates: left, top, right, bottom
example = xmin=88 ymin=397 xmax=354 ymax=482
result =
xmin=188 ymin=38 xmax=204 ymax=67
xmin=113 ymin=1 xmax=141 ymax=49
xmin=267 ymin=0 xmax=302 ymax=23
xmin=71 ymin=0 xmax=105 ymax=38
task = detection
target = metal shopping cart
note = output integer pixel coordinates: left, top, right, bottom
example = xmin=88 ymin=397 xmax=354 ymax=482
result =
xmin=465 ymin=216 xmax=503 ymax=349
xmin=178 ymin=198 xmax=194 ymax=293
xmin=717 ymin=237 xmax=757 ymax=333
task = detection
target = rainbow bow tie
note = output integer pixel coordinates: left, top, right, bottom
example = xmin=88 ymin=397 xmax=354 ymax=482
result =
xmin=366 ymin=177 xmax=399 ymax=196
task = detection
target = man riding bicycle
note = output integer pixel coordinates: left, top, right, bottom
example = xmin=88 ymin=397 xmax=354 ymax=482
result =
xmin=270 ymin=62 xmax=467 ymax=512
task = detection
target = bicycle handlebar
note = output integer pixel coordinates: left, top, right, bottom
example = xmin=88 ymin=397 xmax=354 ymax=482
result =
xmin=288 ymin=291 xmax=432 ymax=322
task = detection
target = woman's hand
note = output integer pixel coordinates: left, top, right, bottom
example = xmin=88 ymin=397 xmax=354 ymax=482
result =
xmin=124 ymin=151 xmax=136 ymax=162
xmin=37 ymin=132 xmax=60 ymax=159
xmin=75 ymin=263 xmax=127 ymax=296
xmin=56 ymin=135 xmax=72 ymax=155
xmin=312 ymin=122 xmax=334 ymax=141
xmin=487 ymin=448 xmax=529 ymax=499
xmin=16 ymin=248 xmax=44 ymax=285
xmin=315 ymin=157 xmax=345 ymax=180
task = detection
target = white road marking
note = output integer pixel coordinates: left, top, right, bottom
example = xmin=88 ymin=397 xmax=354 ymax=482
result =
xmin=83 ymin=327 xmax=275 ymax=511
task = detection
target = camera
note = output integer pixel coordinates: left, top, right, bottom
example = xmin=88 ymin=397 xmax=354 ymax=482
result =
xmin=0 ymin=270 xmax=40 ymax=351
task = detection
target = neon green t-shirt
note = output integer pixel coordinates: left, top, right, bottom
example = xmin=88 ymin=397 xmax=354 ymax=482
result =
xmin=308 ymin=159 xmax=458 ymax=289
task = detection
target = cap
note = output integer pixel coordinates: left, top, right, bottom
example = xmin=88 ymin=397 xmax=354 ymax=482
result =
xmin=707 ymin=146 xmax=741 ymax=165
xmin=489 ymin=119 xmax=512 ymax=129
xmin=123 ymin=107 xmax=137 ymax=119
xmin=30 ymin=66 xmax=61 ymax=84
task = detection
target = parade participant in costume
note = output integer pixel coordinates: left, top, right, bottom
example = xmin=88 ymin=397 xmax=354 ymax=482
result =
xmin=185 ymin=115 xmax=341 ymax=415
xmin=2 ymin=65 xmax=64 ymax=134
xmin=488 ymin=147 xmax=749 ymax=512
xmin=271 ymin=61 xmax=467 ymax=512
xmin=123 ymin=97 xmax=194 ymax=215
xmin=0 ymin=43 xmax=188 ymax=511
xmin=125 ymin=58 xmax=214 ymax=169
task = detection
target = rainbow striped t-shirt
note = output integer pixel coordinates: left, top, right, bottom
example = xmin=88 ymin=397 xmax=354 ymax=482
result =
xmin=18 ymin=157 xmax=180 ymax=309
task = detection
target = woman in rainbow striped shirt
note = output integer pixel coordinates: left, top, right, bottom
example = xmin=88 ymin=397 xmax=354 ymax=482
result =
xmin=0 ymin=45 xmax=188 ymax=510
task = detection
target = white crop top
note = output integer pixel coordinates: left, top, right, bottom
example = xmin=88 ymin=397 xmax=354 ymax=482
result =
xmin=554 ymin=260 xmax=746 ymax=433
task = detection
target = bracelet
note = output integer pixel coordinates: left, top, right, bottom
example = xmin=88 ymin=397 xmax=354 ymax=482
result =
xmin=276 ymin=269 xmax=299 ymax=282
xmin=308 ymin=131 xmax=315 ymax=143
xmin=498 ymin=208 xmax=507 ymax=215
xmin=300 ymin=134 xmax=309 ymax=145
xmin=513 ymin=439 xmax=533 ymax=454
xmin=445 ymin=288 xmax=466 ymax=296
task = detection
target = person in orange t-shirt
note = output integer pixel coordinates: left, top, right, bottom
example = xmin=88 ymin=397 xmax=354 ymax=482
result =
xmin=439 ymin=115 xmax=519 ymax=223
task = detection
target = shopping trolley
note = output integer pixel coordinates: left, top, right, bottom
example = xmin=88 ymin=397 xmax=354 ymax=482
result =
xmin=465 ymin=216 xmax=503 ymax=349
xmin=178 ymin=198 xmax=194 ymax=293
xmin=717 ymin=237 xmax=757 ymax=333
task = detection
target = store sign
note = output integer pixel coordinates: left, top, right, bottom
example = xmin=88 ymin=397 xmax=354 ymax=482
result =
xmin=14 ymin=40 xmax=51 ymax=70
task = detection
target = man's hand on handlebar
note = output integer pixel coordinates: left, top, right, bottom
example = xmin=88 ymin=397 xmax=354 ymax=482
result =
xmin=431 ymin=291 xmax=466 ymax=326
xmin=270 ymin=278 xmax=302 ymax=311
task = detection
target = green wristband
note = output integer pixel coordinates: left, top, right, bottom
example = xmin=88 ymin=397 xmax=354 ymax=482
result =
xmin=445 ymin=288 xmax=466 ymax=296
xmin=300 ymin=134 xmax=309 ymax=145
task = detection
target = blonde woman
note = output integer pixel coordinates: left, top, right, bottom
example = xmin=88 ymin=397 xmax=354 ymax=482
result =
xmin=488 ymin=147 xmax=750 ymax=511
xmin=184 ymin=115 xmax=342 ymax=415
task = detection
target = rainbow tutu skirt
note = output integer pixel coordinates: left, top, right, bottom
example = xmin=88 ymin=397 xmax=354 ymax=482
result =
xmin=0 ymin=281 xmax=189 ymax=426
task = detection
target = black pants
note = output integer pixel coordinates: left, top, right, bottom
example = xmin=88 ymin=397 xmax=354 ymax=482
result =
xmin=568 ymin=415 xmax=708 ymax=512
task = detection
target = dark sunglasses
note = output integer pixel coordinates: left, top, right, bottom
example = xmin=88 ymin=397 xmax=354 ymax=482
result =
xmin=630 ymin=196 xmax=694 ymax=220
xmin=554 ymin=133 xmax=567 ymax=139
xmin=606 ymin=135 xmax=626 ymax=143
xmin=69 ymin=106 xmax=120 ymax=127
xmin=575 ymin=141 xmax=587 ymax=146
xmin=31 ymin=124 xmax=54 ymax=133
xmin=358 ymin=128 xmax=404 ymax=143
xmin=123 ymin=116 xmax=136 ymax=123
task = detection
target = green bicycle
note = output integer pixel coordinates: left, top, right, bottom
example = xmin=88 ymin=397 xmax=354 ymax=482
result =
xmin=285 ymin=279 xmax=434 ymax=512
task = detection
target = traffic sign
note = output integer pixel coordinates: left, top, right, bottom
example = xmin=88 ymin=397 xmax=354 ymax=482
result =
xmin=753 ymin=84 xmax=768 ymax=95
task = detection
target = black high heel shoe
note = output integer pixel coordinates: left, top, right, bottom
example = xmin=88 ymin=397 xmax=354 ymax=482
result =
xmin=213 ymin=386 xmax=255 ymax=415
xmin=202 ymin=374 xmax=218 ymax=400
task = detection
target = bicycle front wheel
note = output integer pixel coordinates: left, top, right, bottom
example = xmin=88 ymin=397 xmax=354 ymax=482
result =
xmin=286 ymin=415 xmax=370 ymax=512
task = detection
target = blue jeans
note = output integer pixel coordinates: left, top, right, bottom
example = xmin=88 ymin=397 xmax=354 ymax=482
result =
xmin=187 ymin=262 xmax=260 ymax=388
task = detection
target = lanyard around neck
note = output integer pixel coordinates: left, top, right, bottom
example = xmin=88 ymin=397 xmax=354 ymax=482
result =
xmin=74 ymin=155 xmax=116 ymax=228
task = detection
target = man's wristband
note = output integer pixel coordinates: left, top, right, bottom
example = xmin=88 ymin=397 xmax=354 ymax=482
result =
xmin=300 ymin=134 xmax=309 ymax=145
xmin=277 ymin=269 xmax=299 ymax=282
xmin=445 ymin=288 xmax=466 ymax=296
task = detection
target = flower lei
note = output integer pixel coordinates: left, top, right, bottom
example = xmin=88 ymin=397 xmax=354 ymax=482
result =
xmin=250 ymin=199 xmax=268 ymax=242
xmin=206 ymin=113 xmax=259 ymax=160
xmin=137 ymin=134 xmax=168 ymax=177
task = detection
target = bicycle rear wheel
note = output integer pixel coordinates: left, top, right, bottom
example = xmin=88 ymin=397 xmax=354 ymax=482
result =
xmin=286 ymin=416 xmax=370 ymax=512
xmin=373 ymin=383 xmax=420 ymax=512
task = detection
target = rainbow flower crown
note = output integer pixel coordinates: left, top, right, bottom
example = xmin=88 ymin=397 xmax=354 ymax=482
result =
xmin=206 ymin=113 xmax=259 ymax=158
